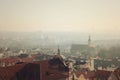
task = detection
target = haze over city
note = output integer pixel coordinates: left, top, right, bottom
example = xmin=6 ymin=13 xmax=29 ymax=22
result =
xmin=0 ymin=1 xmax=120 ymax=80
xmin=0 ymin=0 xmax=120 ymax=35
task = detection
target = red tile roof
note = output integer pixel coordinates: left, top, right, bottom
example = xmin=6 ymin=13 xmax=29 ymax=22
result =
xmin=0 ymin=63 xmax=26 ymax=80
xmin=96 ymin=70 xmax=111 ymax=78
xmin=33 ymin=59 xmax=69 ymax=80
xmin=20 ymin=58 xmax=33 ymax=62
xmin=114 ymin=68 xmax=120 ymax=80
xmin=0 ymin=57 xmax=19 ymax=64
xmin=0 ymin=58 xmax=69 ymax=80
xmin=74 ymin=71 xmax=96 ymax=79
xmin=74 ymin=70 xmax=112 ymax=80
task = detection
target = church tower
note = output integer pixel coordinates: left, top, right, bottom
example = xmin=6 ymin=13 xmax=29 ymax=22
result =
xmin=88 ymin=35 xmax=91 ymax=46
xmin=57 ymin=47 xmax=60 ymax=56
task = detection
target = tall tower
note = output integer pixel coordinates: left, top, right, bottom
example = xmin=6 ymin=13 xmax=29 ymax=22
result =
xmin=57 ymin=47 xmax=60 ymax=56
xmin=88 ymin=35 xmax=91 ymax=46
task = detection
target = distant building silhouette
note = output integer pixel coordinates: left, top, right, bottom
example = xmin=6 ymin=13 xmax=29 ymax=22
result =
xmin=71 ymin=35 xmax=96 ymax=57
xmin=88 ymin=35 xmax=91 ymax=46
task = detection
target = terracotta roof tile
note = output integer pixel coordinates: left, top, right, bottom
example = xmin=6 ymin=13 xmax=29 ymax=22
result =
xmin=0 ymin=58 xmax=69 ymax=80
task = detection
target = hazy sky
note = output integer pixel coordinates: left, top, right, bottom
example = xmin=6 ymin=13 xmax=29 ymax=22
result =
xmin=0 ymin=0 xmax=120 ymax=34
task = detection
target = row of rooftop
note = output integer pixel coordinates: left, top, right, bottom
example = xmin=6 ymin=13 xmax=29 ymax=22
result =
xmin=0 ymin=48 xmax=120 ymax=80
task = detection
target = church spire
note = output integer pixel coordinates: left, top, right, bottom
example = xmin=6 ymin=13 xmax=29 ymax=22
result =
xmin=57 ymin=46 xmax=60 ymax=56
xmin=88 ymin=35 xmax=91 ymax=46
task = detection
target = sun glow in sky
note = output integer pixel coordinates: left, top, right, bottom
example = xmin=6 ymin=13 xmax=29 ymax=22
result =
xmin=0 ymin=0 xmax=120 ymax=34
